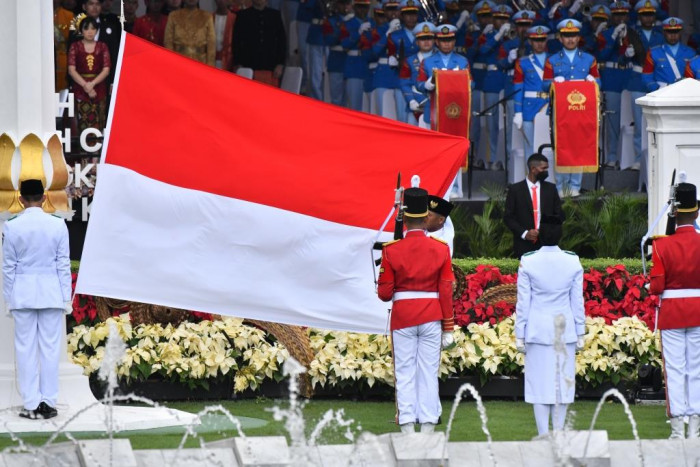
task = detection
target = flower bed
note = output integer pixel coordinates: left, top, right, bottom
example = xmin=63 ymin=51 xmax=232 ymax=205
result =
xmin=67 ymin=262 xmax=662 ymax=395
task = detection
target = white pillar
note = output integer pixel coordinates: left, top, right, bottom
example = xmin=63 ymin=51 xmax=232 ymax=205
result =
xmin=636 ymin=78 xmax=700 ymax=236
xmin=0 ymin=1 xmax=197 ymax=432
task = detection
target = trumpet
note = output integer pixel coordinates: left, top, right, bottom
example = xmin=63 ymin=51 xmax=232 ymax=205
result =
xmin=417 ymin=0 xmax=444 ymax=24
xmin=508 ymin=27 xmax=518 ymax=40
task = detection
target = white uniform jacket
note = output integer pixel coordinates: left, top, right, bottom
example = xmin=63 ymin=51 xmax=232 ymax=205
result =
xmin=3 ymin=207 xmax=71 ymax=310
xmin=515 ymin=245 xmax=585 ymax=344
xmin=428 ymin=217 xmax=455 ymax=257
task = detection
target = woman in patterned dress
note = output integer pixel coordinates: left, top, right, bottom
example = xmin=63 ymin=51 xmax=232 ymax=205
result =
xmin=67 ymin=16 xmax=111 ymax=132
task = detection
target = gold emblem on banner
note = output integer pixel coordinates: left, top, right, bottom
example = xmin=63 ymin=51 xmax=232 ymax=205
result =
xmin=566 ymin=89 xmax=587 ymax=111
xmin=445 ymin=102 xmax=462 ymax=119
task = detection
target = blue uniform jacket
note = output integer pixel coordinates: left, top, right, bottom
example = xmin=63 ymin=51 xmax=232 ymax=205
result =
xmin=371 ymin=23 xmax=400 ymax=89
xmin=473 ymin=28 xmax=505 ymax=93
xmin=641 ymin=43 xmax=696 ymax=92
xmin=542 ymin=48 xmax=600 ymax=92
xmin=341 ymin=15 xmax=370 ymax=80
xmin=513 ymin=53 xmax=549 ymax=121
xmin=627 ymin=26 xmax=664 ymax=92
xmin=324 ymin=15 xmax=346 ymax=73
xmin=400 ymin=51 xmax=434 ymax=121
xmin=301 ymin=0 xmax=325 ymax=45
xmin=597 ymin=26 xmax=632 ymax=93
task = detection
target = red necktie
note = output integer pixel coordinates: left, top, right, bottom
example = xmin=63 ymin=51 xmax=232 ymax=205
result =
xmin=531 ymin=185 xmax=538 ymax=231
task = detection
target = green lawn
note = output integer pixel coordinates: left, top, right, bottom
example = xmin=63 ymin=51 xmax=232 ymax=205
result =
xmin=0 ymin=399 xmax=669 ymax=451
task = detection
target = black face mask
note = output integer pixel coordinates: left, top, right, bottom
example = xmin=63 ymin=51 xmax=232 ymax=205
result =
xmin=535 ymin=170 xmax=549 ymax=183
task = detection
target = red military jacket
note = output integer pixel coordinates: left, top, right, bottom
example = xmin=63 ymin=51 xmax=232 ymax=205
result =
xmin=377 ymin=230 xmax=455 ymax=331
xmin=650 ymin=225 xmax=700 ymax=330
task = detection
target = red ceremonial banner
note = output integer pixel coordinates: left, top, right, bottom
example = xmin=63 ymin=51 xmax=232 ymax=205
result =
xmin=431 ymin=70 xmax=471 ymax=167
xmin=551 ymin=80 xmax=600 ymax=173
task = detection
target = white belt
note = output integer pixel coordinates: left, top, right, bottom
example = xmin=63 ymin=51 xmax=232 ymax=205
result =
xmin=602 ymin=61 xmax=630 ymax=70
xmin=347 ymin=50 xmax=361 ymax=56
xmin=524 ymin=91 xmax=548 ymax=99
xmin=311 ymin=18 xmax=323 ymax=25
xmin=378 ymin=57 xmax=390 ymax=65
xmin=507 ymin=70 xmax=514 ymax=76
xmin=393 ymin=291 xmax=439 ymax=301
xmin=661 ymin=289 xmax=700 ymax=299
xmin=632 ymin=65 xmax=643 ymax=73
xmin=330 ymin=45 xmax=343 ymax=52
xmin=369 ymin=62 xmax=378 ymax=69
xmin=472 ymin=63 xmax=498 ymax=71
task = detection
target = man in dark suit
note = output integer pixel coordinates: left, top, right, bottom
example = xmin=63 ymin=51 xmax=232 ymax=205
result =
xmin=232 ymin=0 xmax=286 ymax=87
xmin=504 ymin=153 xmax=564 ymax=258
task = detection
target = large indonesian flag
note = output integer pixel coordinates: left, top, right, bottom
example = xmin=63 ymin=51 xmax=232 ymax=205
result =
xmin=75 ymin=34 xmax=468 ymax=334
xmin=551 ymin=80 xmax=600 ymax=173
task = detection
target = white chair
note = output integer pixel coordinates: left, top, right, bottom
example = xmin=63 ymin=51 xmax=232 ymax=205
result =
xmin=236 ymin=67 xmax=254 ymax=79
xmin=281 ymin=66 xmax=303 ymax=94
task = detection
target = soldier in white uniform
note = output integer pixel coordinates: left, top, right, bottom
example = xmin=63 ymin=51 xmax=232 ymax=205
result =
xmin=426 ymin=195 xmax=455 ymax=257
xmin=514 ymin=214 xmax=585 ymax=435
xmin=3 ymin=179 xmax=72 ymax=420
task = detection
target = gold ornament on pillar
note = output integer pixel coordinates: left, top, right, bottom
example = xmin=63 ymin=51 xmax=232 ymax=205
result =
xmin=0 ymin=133 xmax=69 ymax=215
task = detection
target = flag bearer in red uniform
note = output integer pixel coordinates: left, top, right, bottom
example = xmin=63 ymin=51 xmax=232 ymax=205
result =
xmin=377 ymin=187 xmax=455 ymax=434
xmin=650 ymin=182 xmax=700 ymax=439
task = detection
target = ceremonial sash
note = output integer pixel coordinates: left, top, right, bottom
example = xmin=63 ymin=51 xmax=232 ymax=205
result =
xmin=551 ymin=80 xmax=600 ymax=173
xmin=664 ymin=47 xmax=682 ymax=81
xmin=431 ymin=69 xmax=471 ymax=167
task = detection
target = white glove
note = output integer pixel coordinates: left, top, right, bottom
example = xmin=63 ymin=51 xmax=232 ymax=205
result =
xmin=595 ymin=21 xmax=608 ymax=36
xmin=456 ymin=10 xmax=471 ymax=29
xmin=569 ymin=0 xmax=584 ymax=14
xmin=441 ymin=332 xmax=454 ymax=348
xmin=612 ymin=23 xmax=625 ymax=40
xmin=644 ymin=282 xmax=651 ymax=291
xmin=553 ymin=76 xmax=565 ymax=83
xmin=388 ymin=55 xmax=399 ymax=67
xmin=576 ymin=335 xmax=585 ymax=350
xmin=516 ymin=338 xmax=526 ymax=353
xmin=64 ymin=300 xmax=73 ymax=315
xmin=386 ymin=18 xmax=401 ymax=36
xmin=359 ymin=22 xmax=371 ymax=35
xmin=585 ymin=74 xmax=595 ymax=82
xmin=494 ymin=22 xmax=511 ymax=41
xmin=625 ymin=44 xmax=635 ymax=58
xmin=409 ymin=99 xmax=421 ymax=111
xmin=548 ymin=1 xmax=562 ymax=19
xmin=424 ymin=78 xmax=435 ymax=91
xmin=508 ymin=47 xmax=518 ymax=64
xmin=482 ymin=24 xmax=494 ymax=35
xmin=513 ymin=112 xmax=523 ymax=130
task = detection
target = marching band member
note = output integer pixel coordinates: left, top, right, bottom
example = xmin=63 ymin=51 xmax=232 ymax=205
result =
xmin=542 ymin=18 xmax=600 ymax=198
xmin=472 ymin=3 xmax=511 ymax=171
xmin=513 ymin=25 xmax=550 ymax=159
xmin=370 ymin=0 xmax=402 ymax=118
xmin=386 ymin=0 xmax=421 ymax=122
xmin=340 ymin=0 xmax=373 ymax=111
xmin=499 ymin=9 xmax=534 ymax=169
xmin=399 ymin=21 xmax=437 ymax=127
xmin=641 ymin=17 xmax=695 ymax=92
xmin=377 ymin=188 xmax=455 ymax=434
xmin=418 ymin=24 xmax=472 ymax=198
xmin=626 ymin=0 xmax=664 ymax=170
xmin=301 ymin=0 xmax=327 ymax=101
xmin=465 ymin=0 xmax=495 ymax=169
xmin=597 ymin=1 xmax=632 ymax=170
xmin=323 ymin=0 xmax=352 ymax=106
xmin=649 ymin=183 xmax=700 ymax=439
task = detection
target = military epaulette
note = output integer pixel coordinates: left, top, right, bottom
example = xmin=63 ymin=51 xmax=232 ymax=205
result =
xmin=522 ymin=251 xmax=536 ymax=256
xmin=6 ymin=215 xmax=17 ymax=222
xmin=564 ymin=250 xmax=577 ymax=255
xmin=382 ymin=239 xmax=401 ymax=247
xmin=429 ymin=235 xmax=448 ymax=244
xmin=651 ymin=235 xmax=667 ymax=241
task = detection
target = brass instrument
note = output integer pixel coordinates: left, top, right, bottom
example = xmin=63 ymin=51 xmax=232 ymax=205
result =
xmin=417 ymin=0 xmax=444 ymax=24
xmin=510 ymin=0 xmax=545 ymax=11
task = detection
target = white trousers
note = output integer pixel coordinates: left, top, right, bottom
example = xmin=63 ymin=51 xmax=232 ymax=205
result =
xmin=661 ymin=327 xmax=700 ymax=417
xmin=533 ymin=403 xmax=568 ymax=435
xmin=392 ymin=320 xmax=442 ymax=425
xmin=12 ymin=308 xmax=64 ymax=410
